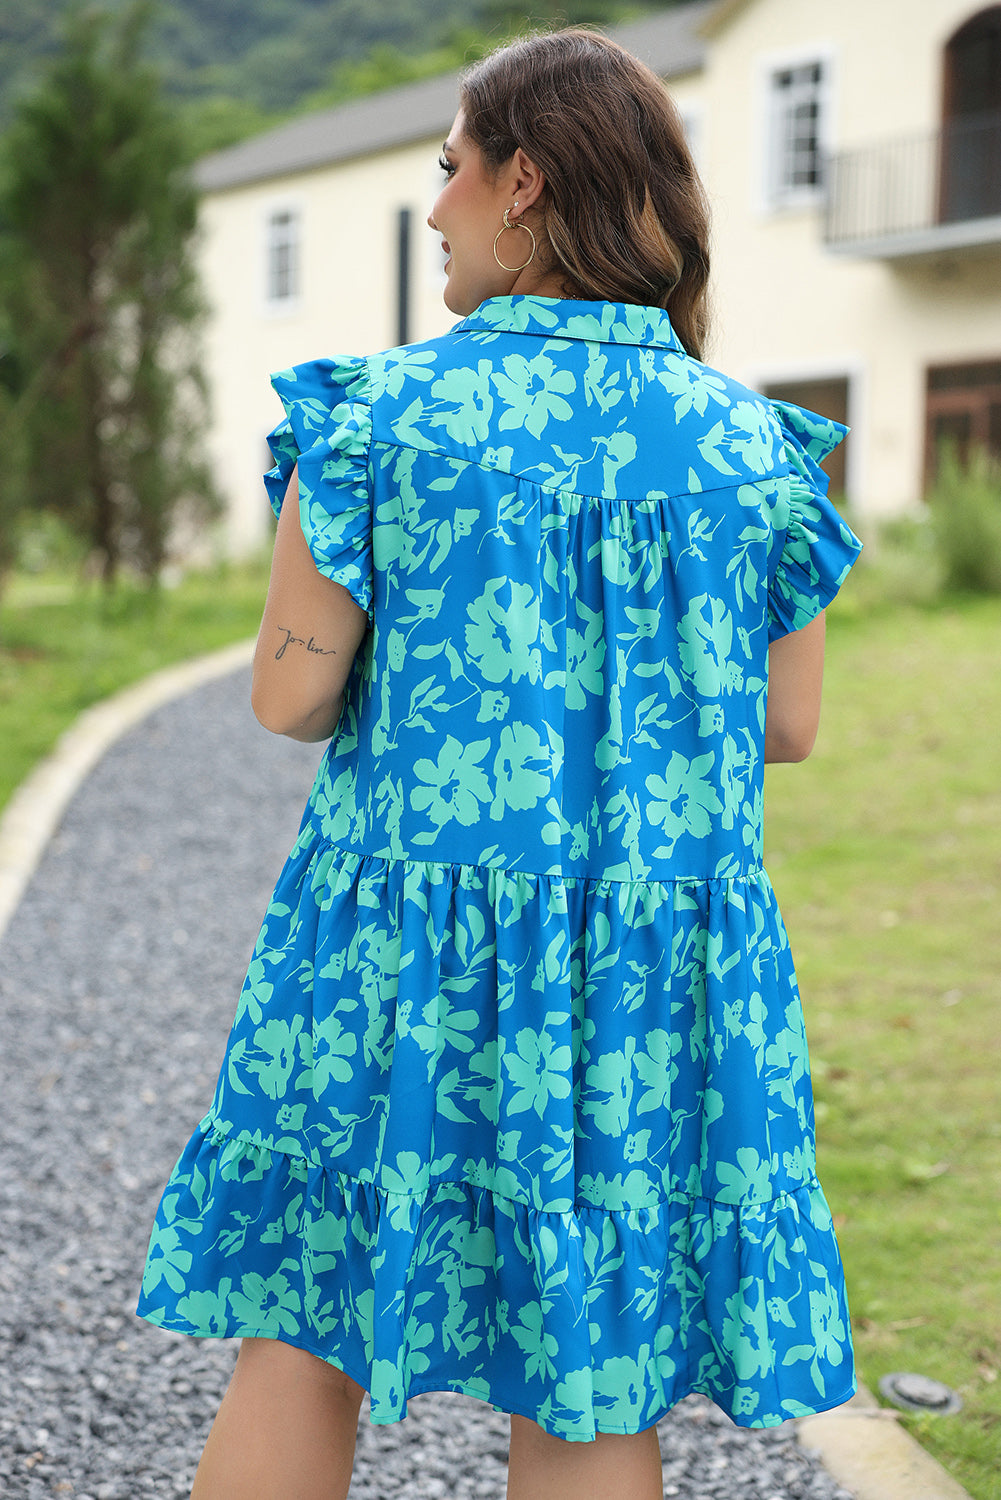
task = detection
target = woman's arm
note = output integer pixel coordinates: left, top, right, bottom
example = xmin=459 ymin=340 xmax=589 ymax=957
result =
xmin=251 ymin=470 xmax=369 ymax=742
xmin=764 ymin=611 xmax=826 ymax=763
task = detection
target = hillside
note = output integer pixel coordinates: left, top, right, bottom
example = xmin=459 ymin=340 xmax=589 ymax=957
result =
xmin=0 ymin=0 xmax=683 ymax=130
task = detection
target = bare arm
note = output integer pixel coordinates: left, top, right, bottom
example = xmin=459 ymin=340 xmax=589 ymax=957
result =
xmin=764 ymin=611 xmax=826 ymax=763
xmin=251 ymin=469 xmax=369 ymax=742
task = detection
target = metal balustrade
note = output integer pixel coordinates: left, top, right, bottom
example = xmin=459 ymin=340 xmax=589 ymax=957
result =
xmin=824 ymin=112 xmax=1001 ymax=255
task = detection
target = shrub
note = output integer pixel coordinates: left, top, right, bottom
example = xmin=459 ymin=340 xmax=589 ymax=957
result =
xmin=927 ymin=443 xmax=1001 ymax=595
xmin=837 ymin=508 xmax=942 ymax=614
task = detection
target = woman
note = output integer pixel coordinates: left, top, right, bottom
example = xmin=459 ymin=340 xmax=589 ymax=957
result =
xmin=138 ymin=29 xmax=861 ymax=1500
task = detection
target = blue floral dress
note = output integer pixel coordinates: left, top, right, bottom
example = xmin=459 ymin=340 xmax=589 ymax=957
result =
xmin=138 ymin=295 xmax=862 ymax=1441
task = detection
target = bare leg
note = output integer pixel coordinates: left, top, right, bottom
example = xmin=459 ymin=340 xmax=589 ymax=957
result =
xmin=507 ymin=1413 xmax=664 ymax=1500
xmin=190 ymin=1338 xmax=366 ymax=1500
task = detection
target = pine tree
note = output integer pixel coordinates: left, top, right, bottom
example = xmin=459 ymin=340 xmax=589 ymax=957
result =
xmin=0 ymin=0 xmax=218 ymax=588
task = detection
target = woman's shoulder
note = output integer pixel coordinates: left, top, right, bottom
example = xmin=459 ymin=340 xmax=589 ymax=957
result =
xmin=270 ymin=354 xmax=373 ymax=425
xmin=314 ymin=304 xmax=846 ymax=501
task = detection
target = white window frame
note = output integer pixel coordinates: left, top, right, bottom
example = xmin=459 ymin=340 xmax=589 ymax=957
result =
xmin=262 ymin=202 xmax=303 ymax=313
xmin=758 ymin=45 xmax=836 ymax=213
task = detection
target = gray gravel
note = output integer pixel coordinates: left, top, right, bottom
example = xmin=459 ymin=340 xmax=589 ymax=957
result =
xmin=0 ymin=667 xmax=856 ymax=1499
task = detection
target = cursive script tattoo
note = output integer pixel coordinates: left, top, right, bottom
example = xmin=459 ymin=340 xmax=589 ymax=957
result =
xmin=274 ymin=626 xmax=337 ymax=661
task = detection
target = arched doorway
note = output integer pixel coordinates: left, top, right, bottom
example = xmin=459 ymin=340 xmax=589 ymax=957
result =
xmin=940 ymin=7 xmax=1001 ymax=221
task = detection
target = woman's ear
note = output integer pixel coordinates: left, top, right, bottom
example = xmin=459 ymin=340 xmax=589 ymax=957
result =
xmin=510 ymin=148 xmax=547 ymax=213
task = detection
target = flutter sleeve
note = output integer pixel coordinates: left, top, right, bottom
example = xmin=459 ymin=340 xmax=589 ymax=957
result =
xmin=766 ymin=398 xmax=863 ymax=642
xmin=264 ymin=356 xmax=373 ymax=618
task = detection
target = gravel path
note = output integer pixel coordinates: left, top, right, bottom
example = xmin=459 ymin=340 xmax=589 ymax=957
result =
xmin=0 ymin=667 xmax=856 ymax=1500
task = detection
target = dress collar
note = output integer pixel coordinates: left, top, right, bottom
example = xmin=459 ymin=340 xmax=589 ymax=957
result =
xmin=453 ymin=294 xmax=685 ymax=352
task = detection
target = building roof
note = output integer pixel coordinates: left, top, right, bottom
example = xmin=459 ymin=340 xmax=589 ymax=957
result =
xmin=195 ymin=0 xmax=717 ymax=193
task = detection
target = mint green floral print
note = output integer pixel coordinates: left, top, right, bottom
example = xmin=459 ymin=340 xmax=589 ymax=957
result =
xmin=634 ymin=1029 xmax=681 ymax=1114
xmin=476 ymin=690 xmax=510 ymax=723
xmin=139 ymin=295 xmax=860 ymax=1445
xmin=565 ymin=603 xmax=606 ymax=710
xmin=229 ymin=1269 xmax=302 ymax=1337
xmin=582 ymin=1045 xmax=635 ymax=1136
xmin=492 ymin=352 xmax=575 ymax=438
xmin=719 ymin=733 xmax=753 ymax=831
xmin=176 ymin=1285 xmax=231 ymax=1335
xmin=512 ymin=1303 xmax=560 ymax=1382
xmin=646 ymin=753 xmax=724 ymax=847
xmin=502 ymin=1023 xmax=573 ymax=1119
xmin=465 ymin=579 xmax=542 ymax=685
xmin=716 ymin=1148 xmax=774 ymax=1204
xmin=678 ymin=594 xmax=744 ymax=697
xmin=246 ymin=1017 xmax=304 ymax=1101
xmin=141 ymin=1224 xmax=191 ymax=1296
xmin=728 ymin=400 xmax=777 ymax=467
xmin=311 ymin=1011 xmax=358 ymax=1092
xmin=411 ymin=735 xmax=492 ymax=829
xmin=491 ymin=722 xmax=551 ymax=819
xmin=429 ymin=361 xmax=494 ymax=444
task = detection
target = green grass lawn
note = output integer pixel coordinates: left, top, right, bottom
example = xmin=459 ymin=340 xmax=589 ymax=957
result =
xmin=2 ymin=563 xmax=999 ymax=1494
xmin=766 ymin=593 xmax=1001 ymax=1500
xmin=0 ymin=560 xmax=271 ymax=810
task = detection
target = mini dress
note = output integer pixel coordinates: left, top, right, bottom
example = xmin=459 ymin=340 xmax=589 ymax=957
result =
xmin=138 ymin=294 xmax=862 ymax=1441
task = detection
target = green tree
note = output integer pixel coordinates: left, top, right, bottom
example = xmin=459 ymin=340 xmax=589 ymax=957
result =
xmin=0 ymin=0 xmax=217 ymax=589
xmin=0 ymin=377 xmax=26 ymax=597
xmin=478 ymin=0 xmax=672 ymax=33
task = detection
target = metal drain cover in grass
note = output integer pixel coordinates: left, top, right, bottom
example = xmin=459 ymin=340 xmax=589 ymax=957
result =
xmin=879 ymin=1372 xmax=962 ymax=1415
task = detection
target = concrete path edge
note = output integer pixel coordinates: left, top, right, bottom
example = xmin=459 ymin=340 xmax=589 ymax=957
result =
xmin=0 ymin=641 xmax=976 ymax=1500
xmin=796 ymin=1385 xmax=973 ymax=1500
xmin=0 ymin=637 xmax=255 ymax=947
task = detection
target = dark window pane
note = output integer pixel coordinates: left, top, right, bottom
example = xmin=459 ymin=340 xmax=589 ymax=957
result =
xmin=942 ymin=10 xmax=1001 ymax=219
xmin=928 ymin=362 xmax=1001 ymax=391
xmin=763 ymin=377 xmax=850 ymax=497
xmin=772 ymin=62 xmax=826 ymax=196
xmin=931 ymin=411 xmax=973 ymax=473
xmin=988 ymin=401 xmax=1001 ymax=457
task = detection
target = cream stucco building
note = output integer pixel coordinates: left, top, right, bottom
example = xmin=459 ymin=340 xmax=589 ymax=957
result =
xmin=193 ymin=0 xmax=1001 ymax=555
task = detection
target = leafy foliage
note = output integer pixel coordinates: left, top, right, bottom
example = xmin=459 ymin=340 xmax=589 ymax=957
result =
xmin=927 ymin=442 xmax=1001 ymax=595
xmin=1 ymin=0 xmax=684 ymax=126
xmin=0 ymin=1 xmax=218 ymax=589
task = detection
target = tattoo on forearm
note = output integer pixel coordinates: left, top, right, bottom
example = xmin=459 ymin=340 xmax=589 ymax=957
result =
xmin=274 ymin=626 xmax=337 ymax=661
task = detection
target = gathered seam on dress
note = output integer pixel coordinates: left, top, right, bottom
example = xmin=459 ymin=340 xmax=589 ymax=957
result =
xmin=367 ymin=435 xmax=794 ymax=507
xmin=198 ymin=1115 xmax=818 ymax=1216
xmin=302 ymin=835 xmax=766 ymax=890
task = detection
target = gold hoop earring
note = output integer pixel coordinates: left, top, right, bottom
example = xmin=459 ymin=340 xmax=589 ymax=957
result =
xmin=493 ymin=207 xmax=537 ymax=273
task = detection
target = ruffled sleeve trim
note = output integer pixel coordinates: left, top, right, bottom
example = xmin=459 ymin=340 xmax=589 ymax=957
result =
xmin=767 ymin=399 xmax=862 ymax=642
xmin=265 ymin=356 xmax=374 ymax=619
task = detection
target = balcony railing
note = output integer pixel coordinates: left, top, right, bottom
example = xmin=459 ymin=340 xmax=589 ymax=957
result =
xmin=824 ymin=112 xmax=1001 ymax=257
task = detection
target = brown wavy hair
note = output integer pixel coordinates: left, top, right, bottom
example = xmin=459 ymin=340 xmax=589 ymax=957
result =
xmin=459 ymin=29 xmax=712 ymax=358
